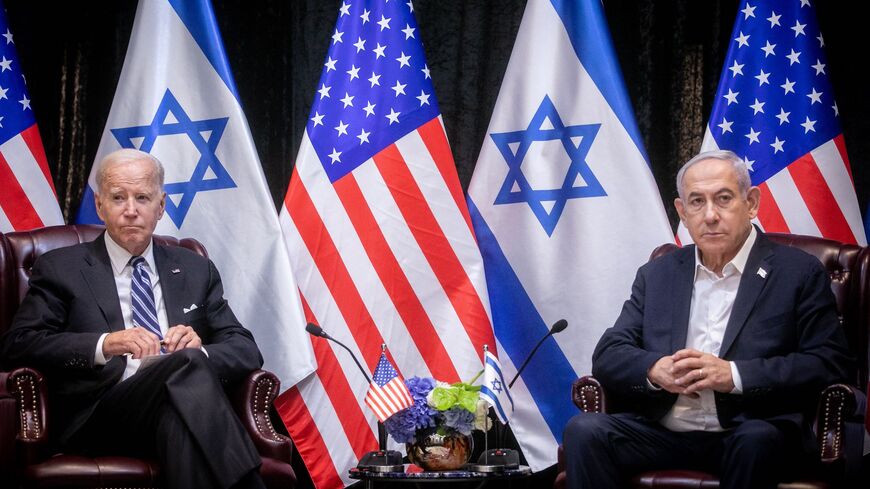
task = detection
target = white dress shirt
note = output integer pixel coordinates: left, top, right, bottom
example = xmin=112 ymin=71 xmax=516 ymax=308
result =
xmin=659 ymin=227 xmax=756 ymax=432
xmin=94 ymin=234 xmax=169 ymax=381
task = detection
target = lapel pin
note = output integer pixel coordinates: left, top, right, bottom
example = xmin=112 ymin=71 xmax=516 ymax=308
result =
xmin=757 ymin=267 xmax=767 ymax=279
xmin=171 ymin=268 xmax=181 ymax=274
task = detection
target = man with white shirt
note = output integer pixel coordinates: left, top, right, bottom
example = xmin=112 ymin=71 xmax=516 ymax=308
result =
xmin=563 ymin=150 xmax=853 ymax=488
xmin=0 ymin=149 xmax=266 ymax=489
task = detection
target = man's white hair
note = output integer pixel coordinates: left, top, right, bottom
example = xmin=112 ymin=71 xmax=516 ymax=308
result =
xmin=96 ymin=149 xmax=165 ymax=191
xmin=675 ymin=149 xmax=750 ymax=201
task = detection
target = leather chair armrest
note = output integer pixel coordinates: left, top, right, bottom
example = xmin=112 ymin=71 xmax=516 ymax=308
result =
xmin=814 ymin=383 xmax=860 ymax=464
xmin=230 ymin=369 xmax=293 ymax=464
xmin=6 ymin=367 xmax=49 ymax=466
xmin=572 ymin=375 xmax=607 ymax=413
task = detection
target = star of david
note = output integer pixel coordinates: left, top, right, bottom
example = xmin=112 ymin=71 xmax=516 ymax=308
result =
xmin=110 ymin=89 xmax=236 ymax=228
xmin=491 ymin=95 xmax=605 ymax=236
xmin=490 ymin=378 xmax=503 ymax=394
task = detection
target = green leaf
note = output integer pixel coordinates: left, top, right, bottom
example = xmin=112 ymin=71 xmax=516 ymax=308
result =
xmin=456 ymin=388 xmax=478 ymax=413
xmin=429 ymin=386 xmax=458 ymax=411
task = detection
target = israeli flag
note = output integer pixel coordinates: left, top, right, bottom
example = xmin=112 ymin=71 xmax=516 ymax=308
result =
xmin=76 ymin=0 xmax=315 ymax=387
xmin=480 ymin=350 xmax=514 ymax=424
xmin=468 ymin=0 xmax=673 ymax=470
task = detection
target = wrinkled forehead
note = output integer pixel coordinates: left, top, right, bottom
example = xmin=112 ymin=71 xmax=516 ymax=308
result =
xmin=681 ymin=159 xmax=740 ymax=192
xmin=98 ymin=160 xmax=162 ymax=193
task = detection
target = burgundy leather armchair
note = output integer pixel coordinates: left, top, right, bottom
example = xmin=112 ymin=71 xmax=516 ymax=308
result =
xmin=0 ymin=225 xmax=297 ymax=489
xmin=554 ymin=233 xmax=868 ymax=489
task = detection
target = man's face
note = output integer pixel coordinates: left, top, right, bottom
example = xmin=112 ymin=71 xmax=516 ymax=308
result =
xmin=674 ymin=158 xmax=759 ymax=269
xmin=95 ymin=158 xmax=166 ymax=256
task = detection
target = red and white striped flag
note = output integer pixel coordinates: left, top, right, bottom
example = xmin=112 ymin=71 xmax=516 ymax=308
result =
xmin=677 ymin=0 xmax=865 ymax=246
xmin=275 ymin=1 xmax=495 ymax=486
xmin=0 ymin=4 xmax=63 ymax=232
xmin=365 ymin=353 xmax=413 ymax=423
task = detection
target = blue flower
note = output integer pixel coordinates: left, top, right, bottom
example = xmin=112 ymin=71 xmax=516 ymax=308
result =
xmin=384 ymin=376 xmax=485 ymax=444
xmin=440 ymin=407 xmax=475 ymax=435
xmin=384 ymin=376 xmax=438 ymax=443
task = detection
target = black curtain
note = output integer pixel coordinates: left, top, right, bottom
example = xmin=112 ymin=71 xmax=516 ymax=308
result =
xmin=6 ymin=0 xmax=869 ymax=228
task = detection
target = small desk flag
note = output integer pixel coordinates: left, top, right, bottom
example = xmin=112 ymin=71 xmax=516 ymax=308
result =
xmin=365 ymin=353 xmax=414 ymax=423
xmin=480 ymin=350 xmax=513 ymax=424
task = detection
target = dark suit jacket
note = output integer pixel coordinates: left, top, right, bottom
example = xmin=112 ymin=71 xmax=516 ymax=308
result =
xmin=591 ymin=231 xmax=853 ymax=448
xmin=0 ymin=233 xmax=263 ymax=442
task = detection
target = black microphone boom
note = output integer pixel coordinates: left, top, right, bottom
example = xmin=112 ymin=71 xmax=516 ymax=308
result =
xmin=508 ymin=319 xmax=568 ymax=388
xmin=304 ymin=323 xmax=371 ymax=384
xmin=305 ymin=323 xmax=402 ymax=469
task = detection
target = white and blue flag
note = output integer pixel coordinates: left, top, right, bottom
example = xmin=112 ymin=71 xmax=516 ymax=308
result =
xmin=468 ymin=0 xmax=673 ymax=469
xmin=480 ymin=349 xmax=513 ymax=424
xmin=76 ymin=0 xmax=315 ymax=387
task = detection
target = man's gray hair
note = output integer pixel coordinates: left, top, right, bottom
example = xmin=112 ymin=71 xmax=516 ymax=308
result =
xmin=675 ymin=150 xmax=751 ymax=201
xmin=96 ymin=149 xmax=165 ymax=191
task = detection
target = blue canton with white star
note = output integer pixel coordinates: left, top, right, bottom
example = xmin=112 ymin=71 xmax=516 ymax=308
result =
xmin=308 ymin=0 xmax=439 ymax=183
xmin=372 ymin=353 xmax=400 ymax=387
xmin=710 ymin=0 xmax=841 ymax=184
xmin=110 ymin=89 xmax=237 ymax=228
xmin=491 ymin=95 xmax=604 ymax=236
xmin=0 ymin=9 xmax=37 ymax=146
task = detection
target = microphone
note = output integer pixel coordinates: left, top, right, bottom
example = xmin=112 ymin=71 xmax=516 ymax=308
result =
xmin=305 ymin=323 xmax=402 ymax=471
xmin=508 ymin=319 xmax=568 ymax=388
xmin=304 ymin=323 xmax=326 ymax=338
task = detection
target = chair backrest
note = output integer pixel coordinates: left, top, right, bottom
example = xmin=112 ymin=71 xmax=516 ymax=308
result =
xmin=650 ymin=232 xmax=870 ymax=390
xmin=0 ymin=224 xmax=208 ymax=338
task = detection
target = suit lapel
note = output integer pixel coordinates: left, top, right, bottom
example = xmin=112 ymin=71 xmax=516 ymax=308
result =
xmin=154 ymin=245 xmax=184 ymax=326
xmin=720 ymin=235 xmax=774 ymax=357
xmin=671 ymin=246 xmax=696 ymax=353
xmin=81 ymin=234 xmax=125 ymax=333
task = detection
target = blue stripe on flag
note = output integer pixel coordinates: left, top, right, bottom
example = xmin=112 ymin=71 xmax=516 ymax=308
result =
xmin=75 ymin=186 xmax=103 ymax=224
xmin=468 ymin=199 xmax=577 ymax=440
xmin=550 ymin=0 xmax=648 ymax=164
xmin=480 ymin=385 xmax=509 ymax=423
xmin=168 ymin=0 xmax=240 ymax=101
xmin=485 ymin=355 xmax=514 ymax=407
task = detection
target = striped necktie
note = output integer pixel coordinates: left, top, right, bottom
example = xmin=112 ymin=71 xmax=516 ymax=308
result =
xmin=130 ymin=256 xmax=163 ymax=343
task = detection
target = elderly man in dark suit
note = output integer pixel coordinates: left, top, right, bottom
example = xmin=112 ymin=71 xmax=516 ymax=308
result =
xmin=0 ymin=149 xmax=266 ymax=489
xmin=563 ymin=150 xmax=853 ymax=488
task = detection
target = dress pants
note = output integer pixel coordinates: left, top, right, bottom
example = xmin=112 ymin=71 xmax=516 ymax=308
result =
xmin=66 ymin=349 xmax=265 ymax=489
xmin=563 ymin=412 xmax=801 ymax=489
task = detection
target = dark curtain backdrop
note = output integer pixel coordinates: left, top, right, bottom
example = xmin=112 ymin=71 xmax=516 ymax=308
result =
xmin=6 ymin=0 xmax=869 ymax=229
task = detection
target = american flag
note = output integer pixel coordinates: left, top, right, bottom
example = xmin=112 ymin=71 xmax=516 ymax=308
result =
xmin=0 ymin=3 xmax=62 ymax=232
xmin=275 ymin=1 xmax=495 ymax=486
xmin=678 ymin=0 xmax=865 ymax=246
xmin=365 ymin=353 xmax=413 ymax=422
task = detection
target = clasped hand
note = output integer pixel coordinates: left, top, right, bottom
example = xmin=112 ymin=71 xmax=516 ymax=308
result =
xmin=647 ymin=349 xmax=734 ymax=396
xmin=103 ymin=325 xmax=202 ymax=359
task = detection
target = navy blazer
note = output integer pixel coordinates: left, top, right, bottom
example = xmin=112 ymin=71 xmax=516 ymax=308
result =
xmin=0 ymin=232 xmax=263 ymax=442
xmin=592 ymin=231 xmax=853 ymax=445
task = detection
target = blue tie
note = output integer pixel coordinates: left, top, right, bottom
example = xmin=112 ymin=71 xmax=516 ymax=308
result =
xmin=130 ymin=256 xmax=163 ymax=344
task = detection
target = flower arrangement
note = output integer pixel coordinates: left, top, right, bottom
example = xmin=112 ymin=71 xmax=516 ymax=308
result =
xmin=384 ymin=376 xmax=491 ymax=444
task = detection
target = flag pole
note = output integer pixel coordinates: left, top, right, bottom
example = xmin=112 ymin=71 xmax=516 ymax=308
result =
xmin=483 ymin=344 xmax=490 ymax=464
xmin=378 ymin=343 xmax=388 ymax=450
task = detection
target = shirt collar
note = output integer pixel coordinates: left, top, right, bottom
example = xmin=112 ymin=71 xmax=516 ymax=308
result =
xmin=694 ymin=225 xmax=757 ymax=277
xmin=104 ymin=233 xmax=156 ymax=276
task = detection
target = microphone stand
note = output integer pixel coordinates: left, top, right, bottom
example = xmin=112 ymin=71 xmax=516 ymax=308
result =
xmin=305 ymin=324 xmax=403 ymax=472
xmin=474 ymin=320 xmax=568 ymax=471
